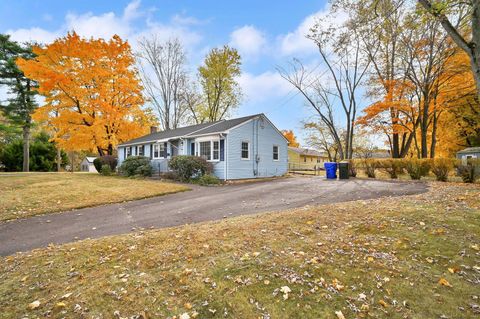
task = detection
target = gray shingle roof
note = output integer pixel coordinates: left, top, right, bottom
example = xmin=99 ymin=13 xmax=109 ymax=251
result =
xmin=457 ymin=147 xmax=480 ymax=154
xmin=118 ymin=114 xmax=261 ymax=146
xmin=185 ymin=114 xmax=259 ymax=136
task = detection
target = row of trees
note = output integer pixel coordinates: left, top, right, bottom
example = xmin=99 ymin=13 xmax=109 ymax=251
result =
xmin=0 ymin=32 xmax=242 ymax=171
xmin=137 ymin=37 xmax=242 ymax=130
xmin=280 ymin=0 xmax=479 ymax=160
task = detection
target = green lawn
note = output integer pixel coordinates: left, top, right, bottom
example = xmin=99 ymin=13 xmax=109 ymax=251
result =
xmin=0 ymin=173 xmax=189 ymax=222
xmin=1 ymin=182 xmax=479 ymax=318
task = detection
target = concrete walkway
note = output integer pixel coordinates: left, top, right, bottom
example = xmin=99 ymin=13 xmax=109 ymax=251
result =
xmin=0 ymin=177 xmax=428 ymax=256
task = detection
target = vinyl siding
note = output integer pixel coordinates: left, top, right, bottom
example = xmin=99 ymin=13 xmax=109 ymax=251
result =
xmin=226 ymin=117 xmax=287 ymax=179
xmin=116 ymin=115 xmax=287 ymax=179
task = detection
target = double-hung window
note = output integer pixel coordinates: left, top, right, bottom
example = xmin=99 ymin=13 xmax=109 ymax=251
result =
xmin=213 ymin=141 xmax=220 ymax=160
xmin=273 ymin=145 xmax=279 ymax=161
xmin=196 ymin=140 xmax=220 ymax=162
xmin=126 ymin=147 xmax=131 ymax=157
xmin=153 ymin=143 xmax=167 ymax=158
xmin=159 ymin=143 xmax=166 ymax=158
xmin=153 ymin=144 xmax=160 ymax=158
xmin=138 ymin=145 xmax=144 ymax=156
xmin=241 ymin=141 xmax=249 ymax=160
xmin=199 ymin=141 xmax=211 ymax=160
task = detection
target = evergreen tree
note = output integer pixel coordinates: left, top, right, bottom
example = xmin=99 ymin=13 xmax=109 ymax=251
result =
xmin=0 ymin=131 xmax=67 ymax=172
xmin=0 ymin=34 xmax=38 ymax=171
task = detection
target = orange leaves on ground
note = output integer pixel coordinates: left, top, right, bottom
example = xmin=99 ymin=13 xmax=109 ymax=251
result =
xmin=17 ymin=32 xmax=155 ymax=155
xmin=438 ymin=278 xmax=453 ymax=287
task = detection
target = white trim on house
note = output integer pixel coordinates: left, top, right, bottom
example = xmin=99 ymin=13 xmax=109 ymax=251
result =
xmin=462 ymin=154 xmax=478 ymax=164
xmin=225 ymin=134 xmax=228 ymax=181
xmin=152 ymin=143 xmax=168 ymax=159
xmin=196 ymin=138 xmax=220 ymax=162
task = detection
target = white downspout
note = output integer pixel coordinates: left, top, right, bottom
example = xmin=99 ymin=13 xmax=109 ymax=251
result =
xmin=224 ymin=134 xmax=228 ymax=181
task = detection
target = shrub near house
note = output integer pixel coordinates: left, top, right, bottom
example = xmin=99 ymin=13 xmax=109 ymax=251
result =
xmin=168 ymin=155 xmax=213 ymax=181
xmin=118 ymin=156 xmax=153 ymax=177
xmin=93 ymin=155 xmax=118 ymax=173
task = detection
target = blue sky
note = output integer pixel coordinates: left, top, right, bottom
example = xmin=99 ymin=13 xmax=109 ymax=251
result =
xmin=0 ymin=0 xmax=355 ymax=145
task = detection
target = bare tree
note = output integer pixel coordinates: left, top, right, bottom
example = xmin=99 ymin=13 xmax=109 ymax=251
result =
xmin=418 ymin=0 xmax=480 ymax=102
xmin=303 ymin=121 xmax=341 ymax=161
xmin=180 ymin=79 xmax=204 ymax=125
xmin=137 ymin=37 xmax=190 ymax=130
xmin=401 ymin=12 xmax=457 ymax=158
xmin=278 ymin=21 xmax=369 ymax=160
xmin=352 ymin=0 xmax=417 ymax=157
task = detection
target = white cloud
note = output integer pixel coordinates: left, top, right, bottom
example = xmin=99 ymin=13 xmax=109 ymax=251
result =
xmin=137 ymin=19 xmax=202 ymax=49
xmin=171 ymin=14 xmax=206 ymax=26
xmin=278 ymin=6 xmax=348 ymax=57
xmin=7 ymin=27 xmax=60 ymax=44
xmin=238 ymin=71 xmax=292 ymax=103
xmin=123 ymin=0 xmax=142 ymax=21
xmin=65 ymin=12 xmax=131 ymax=40
xmin=229 ymin=25 xmax=266 ymax=57
xmin=5 ymin=0 xmax=202 ymax=51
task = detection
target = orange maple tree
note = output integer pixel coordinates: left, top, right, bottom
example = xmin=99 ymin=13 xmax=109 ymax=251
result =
xmin=432 ymin=50 xmax=478 ymax=157
xmin=359 ymin=48 xmax=478 ymax=158
xmin=17 ymin=32 xmax=154 ymax=156
xmin=282 ymin=129 xmax=300 ymax=147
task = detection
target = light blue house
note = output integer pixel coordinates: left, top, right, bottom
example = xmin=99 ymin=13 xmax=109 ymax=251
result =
xmin=117 ymin=114 xmax=288 ymax=180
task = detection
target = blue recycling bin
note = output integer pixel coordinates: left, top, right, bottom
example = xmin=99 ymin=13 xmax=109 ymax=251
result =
xmin=324 ymin=162 xmax=337 ymax=179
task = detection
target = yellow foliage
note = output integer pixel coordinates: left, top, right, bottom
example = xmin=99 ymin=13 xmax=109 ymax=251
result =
xmin=17 ymin=32 xmax=155 ymax=155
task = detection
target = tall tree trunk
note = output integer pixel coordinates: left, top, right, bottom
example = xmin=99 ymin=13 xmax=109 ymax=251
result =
xmin=392 ymin=132 xmax=400 ymax=158
xmin=70 ymin=151 xmax=75 ymax=173
xmin=57 ymin=147 xmax=61 ymax=172
xmin=22 ymin=123 xmax=30 ymax=172
xmin=420 ymin=96 xmax=430 ymax=158
xmin=399 ymin=132 xmax=414 ymax=158
xmin=430 ymin=110 xmax=438 ymax=158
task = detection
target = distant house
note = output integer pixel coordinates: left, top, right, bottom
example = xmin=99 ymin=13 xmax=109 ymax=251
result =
xmin=117 ymin=113 xmax=288 ymax=180
xmin=456 ymin=147 xmax=480 ymax=164
xmin=288 ymin=146 xmax=328 ymax=170
xmin=353 ymin=149 xmax=391 ymax=159
xmin=80 ymin=157 xmax=97 ymax=173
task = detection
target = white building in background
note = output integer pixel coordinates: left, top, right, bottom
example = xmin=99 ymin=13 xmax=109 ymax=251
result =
xmin=80 ymin=157 xmax=98 ymax=173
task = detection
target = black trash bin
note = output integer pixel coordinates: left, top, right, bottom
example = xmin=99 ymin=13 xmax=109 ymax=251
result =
xmin=338 ymin=161 xmax=349 ymax=179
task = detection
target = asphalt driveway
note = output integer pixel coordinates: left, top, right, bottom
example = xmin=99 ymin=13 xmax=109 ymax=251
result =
xmin=0 ymin=177 xmax=428 ymax=256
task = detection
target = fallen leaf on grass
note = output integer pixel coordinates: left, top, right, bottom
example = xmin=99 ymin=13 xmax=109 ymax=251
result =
xmin=438 ymin=278 xmax=453 ymax=287
xmin=335 ymin=310 xmax=346 ymax=319
xmin=280 ymin=286 xmax=291 ymax=300
xmin=379 ymin=299 xmax=388 ymax=307
xmin=60 ymin=292 xmax=72 ymax=300
xmin=179 ymin=313 xmax=190 ymax=319
xmin=448 ymin=267 xmax=459 ymax=274
xmin=55 ymin=302 xmax=66 ymax=309
xmin=28 ymin=300 xmax=40 ymax=310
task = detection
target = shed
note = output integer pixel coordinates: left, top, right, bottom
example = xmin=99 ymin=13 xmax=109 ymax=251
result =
xmin=456 ymin=147 xmax=480 ymax=164
xmin=80 ymin=157 xmax=98 ymax=173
